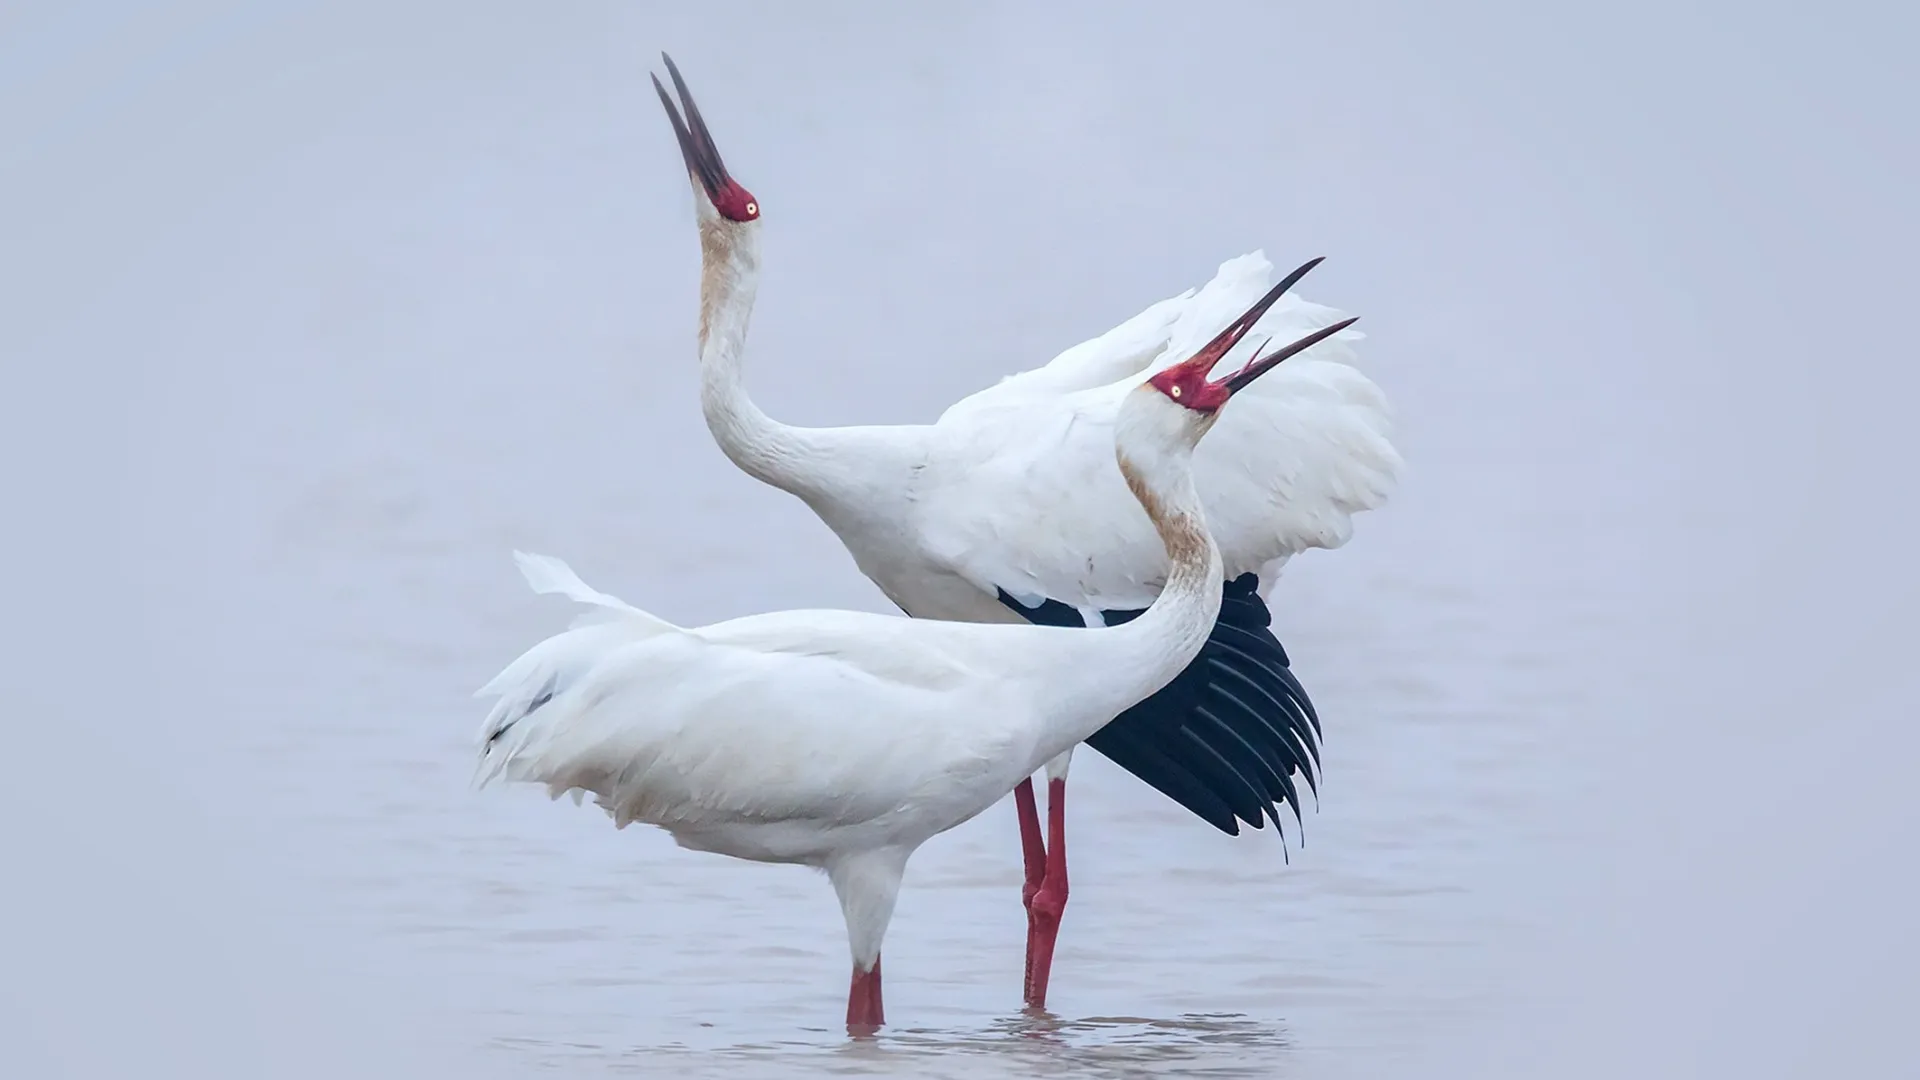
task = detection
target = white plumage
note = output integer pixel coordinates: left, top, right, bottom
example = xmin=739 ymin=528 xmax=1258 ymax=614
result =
xmin=476 ymin=326 xmax=1318 ymax=1025
xmin=915 ymin=252 xmax=1398 ymax=614
xmin=646 ymin=54 xmax=1401 ymax=1010
xmin=478 ymin=554 xmax=1045 ymax=847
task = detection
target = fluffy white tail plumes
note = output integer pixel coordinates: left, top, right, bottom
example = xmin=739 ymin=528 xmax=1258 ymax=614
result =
xmin=472 ymin=552 xmax=678 ymax=791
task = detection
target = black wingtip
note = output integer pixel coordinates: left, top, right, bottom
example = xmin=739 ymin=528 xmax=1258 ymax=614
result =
xmin=1003 ymin=575 xmax=1324 ymax=845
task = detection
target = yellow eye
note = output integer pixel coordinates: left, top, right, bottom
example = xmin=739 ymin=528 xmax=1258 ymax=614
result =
xmin=746 ymin=202 xmax=758 ymax=216
xmin=1170 ymin=385 xmax=1183 ymax=398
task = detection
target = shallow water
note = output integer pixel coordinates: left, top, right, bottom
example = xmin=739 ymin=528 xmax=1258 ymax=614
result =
xmin=267 ymin=431 xmax=1579 ymax=1078
xmin=264 ymin=438 xmax=1581 ymax=1079
xmin=6 ymin=4 xmax=1915 ymax=1078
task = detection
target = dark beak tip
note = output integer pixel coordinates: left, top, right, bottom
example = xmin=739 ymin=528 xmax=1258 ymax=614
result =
xmin=1218 ymin=314 xmax=1360 ymax=394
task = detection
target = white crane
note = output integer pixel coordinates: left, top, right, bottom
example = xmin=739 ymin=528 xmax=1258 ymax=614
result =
xmin=649 ymin=55 xmax=1400 ymax=1008
xmin=476 ymin=299 xmax=1357 ymax=1031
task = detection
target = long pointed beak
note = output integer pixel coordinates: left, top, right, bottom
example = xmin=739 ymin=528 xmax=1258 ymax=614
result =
xmin=1182 ymin=256 xmax=1326 ymax=374
xmin=1217 ymin=316 xmax=1359 ymax=393
xmin=651 ymin=52 xmax=729 ymax=200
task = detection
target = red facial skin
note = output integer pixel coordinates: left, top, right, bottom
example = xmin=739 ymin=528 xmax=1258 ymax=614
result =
xmin=1142 ymin=255 xmax=1359 ymax=414
xmin=709 ymin=179 xmax=759 ymax=223
xmin=1147 ymin=361 xmax=1234 ymax=413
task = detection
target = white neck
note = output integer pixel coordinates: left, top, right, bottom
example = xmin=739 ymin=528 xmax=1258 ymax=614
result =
xmin=696 ymin=219 xmax=813 ymax=490
xmin=693 ymin=218 xmax=923 ymax=511
xmin=1036 ymin=396 xmax=1225 ymax=753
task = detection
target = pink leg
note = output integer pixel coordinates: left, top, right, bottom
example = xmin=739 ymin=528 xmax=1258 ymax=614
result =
xmin=1023 ymin=778 xmax=1070 ymax=1008
xmin=846 ymin=955 xmax=884 ymax=1034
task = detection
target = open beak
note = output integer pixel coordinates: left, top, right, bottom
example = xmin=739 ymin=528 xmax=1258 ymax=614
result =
xmin=1168 ymin=255 xmax=1358 ymax=394
xmin=1218 ymin=316 xmax=1359 ymax=392
xmin=1178 ymin=256 xmax=1327 ymax=376
xmin=651 ymin=53 xmax=730 ymax=203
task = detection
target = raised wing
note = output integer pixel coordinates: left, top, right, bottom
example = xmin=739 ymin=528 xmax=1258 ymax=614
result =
xmin=910 ymin=258 xmax=1398 ymax=838
xmin=917 ymin=353 xmax=1397 ymax=613
xmin=938 ymin=253 xmax=1281 ymax=424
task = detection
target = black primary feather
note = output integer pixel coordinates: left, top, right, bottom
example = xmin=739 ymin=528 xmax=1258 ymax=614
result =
xmin=996 ymin=572 xmax=1323 ymax=848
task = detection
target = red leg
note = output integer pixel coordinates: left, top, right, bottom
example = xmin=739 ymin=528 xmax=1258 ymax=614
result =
xmin=846 ymin=956 xmax=884 ymax=1034
xmin=1023 ymin=778 xmax=1070 ymax=1008
xmin=1014 ymin=777 xmax=1047 ymax=989
xmin=1015 ymin=777 xmax=1047 ymax=908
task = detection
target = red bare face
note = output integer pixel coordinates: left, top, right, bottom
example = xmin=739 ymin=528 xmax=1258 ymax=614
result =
xmin=710 ymin=180 xmax=760 ymax=223
xmin=1146 ymin=257 xmax=1358 ymax=413
xmin=1147 ymin=363 xmax=1233 ymax=413
xmin=653 ymin=54 xmax=761 ymax=224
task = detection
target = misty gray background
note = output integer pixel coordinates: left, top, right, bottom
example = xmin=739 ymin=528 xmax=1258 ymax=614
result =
xmin=2 ymin=1 xmax=1914 ymax=1077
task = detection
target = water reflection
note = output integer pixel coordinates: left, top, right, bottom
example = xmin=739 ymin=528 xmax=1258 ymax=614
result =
xmin=499 ymin=1011 xmax=1295 ymax=1078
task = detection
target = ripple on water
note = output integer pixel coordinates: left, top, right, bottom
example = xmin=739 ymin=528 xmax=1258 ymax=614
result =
xmin=495 ymin=1012 xmax=1300 ymax=1079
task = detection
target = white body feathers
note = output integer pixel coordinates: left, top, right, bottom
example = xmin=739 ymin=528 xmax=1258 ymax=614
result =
xmin=477 ymin=553 xmax=1066 ymax=862
xmin=713 ymin=252 xmax=1400 ymax=625
xmin=475 ymin=388 xmax=1229 ymax=968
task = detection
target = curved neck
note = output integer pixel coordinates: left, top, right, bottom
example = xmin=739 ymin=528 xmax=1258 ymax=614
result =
xmin=695 ymin=219 xmax=827 ymax=496
xmin=1035 ymin=421 xmax=1224 ymax=750
xmin=689 ymin=218 xmax=930 ymax=534
xmin=1104 ymin=446 xmax=1224 ymax=696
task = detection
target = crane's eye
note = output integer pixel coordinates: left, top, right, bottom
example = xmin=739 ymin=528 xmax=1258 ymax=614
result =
xmin=745 ymin=202 xmax=757 ymax=216
xmin=1170 ymin=385 xmax=1183 ymax=398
